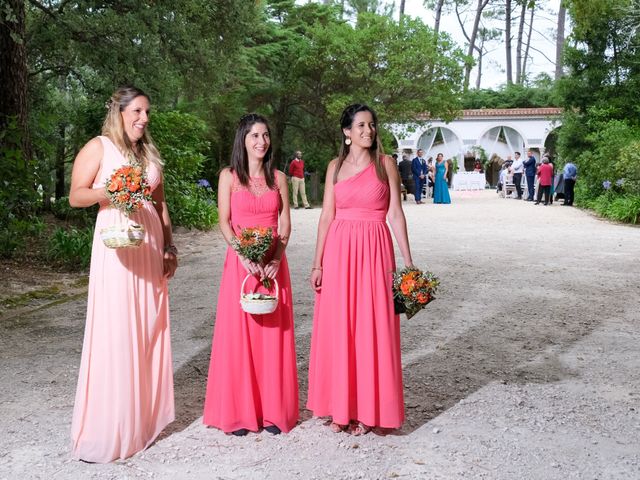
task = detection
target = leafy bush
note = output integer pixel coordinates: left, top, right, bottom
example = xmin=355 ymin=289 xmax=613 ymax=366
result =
xmin=46 ymin=227 xmax=94 ymax=269
xmin=591 ymin=193 xmax=640 ymax=224
xmin=166 ymin=180 xmax=218 ymax=230
xmin=150 ymin=111 xmax=218 ymax=230
xmin=0 ymin=214 xmax=45 ymax=258
xmin=51 ymin=196 xmax=97 ymax=227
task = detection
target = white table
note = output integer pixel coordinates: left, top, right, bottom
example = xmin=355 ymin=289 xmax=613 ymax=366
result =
xmin=452 ymin=172 xmax=486 ymax=191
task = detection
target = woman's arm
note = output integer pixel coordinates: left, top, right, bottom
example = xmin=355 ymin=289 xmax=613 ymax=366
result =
xmin=310 ymin=160 xmax=337 ymax=291
xmin=264 ymin=171 xmax=291 ymax=280
xmin=69 ymin=137 xmax=109 ymax=208
xmin=385 ymin=156 xmax=414 ymax=268
xmin=151 ymin=180 xmax=178 ymax=279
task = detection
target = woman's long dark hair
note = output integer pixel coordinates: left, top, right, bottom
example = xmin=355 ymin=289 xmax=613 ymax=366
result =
xmin=334 ymin=103 xmax=387 ymax=184
xmin=230 ymin=113 xmax=276 ymax=188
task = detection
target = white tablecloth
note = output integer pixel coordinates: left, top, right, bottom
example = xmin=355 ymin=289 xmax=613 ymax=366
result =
xmin=452 ymin=172 xmax=486 ymax=191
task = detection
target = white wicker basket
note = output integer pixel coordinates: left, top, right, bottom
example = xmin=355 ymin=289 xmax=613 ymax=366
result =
xmin=239 ymin=274 xmax=279 ymax=315
xmin=100 ymin=223 xmax=145 ymax=249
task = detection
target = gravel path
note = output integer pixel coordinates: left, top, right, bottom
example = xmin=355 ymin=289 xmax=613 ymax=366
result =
xmin=1 ymin=190 xmax=639 ymax=479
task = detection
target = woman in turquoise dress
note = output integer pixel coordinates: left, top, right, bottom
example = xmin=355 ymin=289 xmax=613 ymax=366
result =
xmin=433 ymin=153 xmax=451 ymax=204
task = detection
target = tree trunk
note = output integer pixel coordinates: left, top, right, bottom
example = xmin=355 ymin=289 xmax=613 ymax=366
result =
xmin=434 ymin=0 xmax=445 ymax=38
xmin=399 ymin=0 xmax=405 ymax=19
xmin=521 ymin=3 xmax=535 ymax=83
xmin=554 ymin=3 xmax=566 ymax=80
xmin=0 ymin=0 xmax=31 ymax=162
xmin=475 ymin=43 xmax=483 ymax=89
xmin=55 ymin=122 xmax=67 ymax=200
xmin=462 ymin=0 xmax=490 ymax=91
xmin=515 ymin=1 xmax=526 ymax=84
xmin=505 ymin=0 xmax=513 ymax=85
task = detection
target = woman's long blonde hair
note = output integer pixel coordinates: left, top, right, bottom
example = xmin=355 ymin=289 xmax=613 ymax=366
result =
xmin=102 ymin=86 xmax=163 ymax=168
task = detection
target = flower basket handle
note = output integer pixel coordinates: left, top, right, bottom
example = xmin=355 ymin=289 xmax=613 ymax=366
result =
xmin=240 ymin=274 xmax=279 ymax=300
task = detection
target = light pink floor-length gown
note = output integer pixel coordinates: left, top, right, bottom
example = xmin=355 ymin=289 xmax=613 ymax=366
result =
xmin=71 ymin=136 xmax=174 ymax=463
xmin=307 ymin=162 xmax=404 ymax=428
xmin=203 ymin=171 xmax=298 ymax=433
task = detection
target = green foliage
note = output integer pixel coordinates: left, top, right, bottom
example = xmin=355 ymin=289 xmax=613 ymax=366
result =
xmin=51 ymin=197 xmax=97 ymax=227
xmin=46 ymin=227 xmax=94 ymax=270
xmin=462 ymin=83 xmax=560 ymax=109
xmin=150 ymin=111 xmax=218 ymax=230
xmin=589 ymin=193 xmax=640 ymax=224
xmin=0 ymin=215 xmax=44 ymax=258
xmin=166 ymin=181 xmax=218 ymax=230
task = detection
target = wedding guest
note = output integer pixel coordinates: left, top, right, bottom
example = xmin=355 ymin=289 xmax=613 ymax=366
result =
xmin=535 ymin=156 xmax=553 ymax=205
xmin=69 ymin=86 xmax=177 ymax=463
xmin=523 ymin=150 xmax=537 ymax=201
xmin=308 ymin=104 xmax=414 ymax=435
xmin=289 ymin=150 xmax=311 ymax=209
xmin=563 ymin=161 xmax=578 ymax=206
xmin=411 ymin=149 xmax=426 ymax=204
xmin=203 ymin=113 xmax=298 ymax=436
xmin=433 ymin=153 xmax=451 ymax=204
xmin=398 ymin=154 xmax=414 ymax=197
xmin=511 ymin=152 xmax=524 ymax=199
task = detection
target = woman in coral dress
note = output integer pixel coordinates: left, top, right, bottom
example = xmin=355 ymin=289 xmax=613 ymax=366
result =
xmin=308 ymin=104 xmax=414 ymax=435
xmin=203 ymin=113 xmax=298 ymax=436
xmin=69 ymin=86 xmax=177 ymax=463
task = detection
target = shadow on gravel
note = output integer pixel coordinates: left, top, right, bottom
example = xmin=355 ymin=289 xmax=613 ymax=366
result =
xmin=399 ymin=306 xmax=602 ymax=433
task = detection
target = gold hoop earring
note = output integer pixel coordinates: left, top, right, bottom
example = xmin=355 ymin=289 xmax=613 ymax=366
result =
xmin=344 ymin=137 xmax=351 ymax=146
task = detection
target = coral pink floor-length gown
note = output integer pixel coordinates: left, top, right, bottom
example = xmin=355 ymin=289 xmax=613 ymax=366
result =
xmin=203 ymin=172 xmax=298 ymax=433
xmin=307 ymin=162 xmax=404 ymax=428
xmin=71 ymin=136 xmax=174 ymax=463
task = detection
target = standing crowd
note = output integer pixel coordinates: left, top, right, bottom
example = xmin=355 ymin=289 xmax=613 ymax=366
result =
xmin=69 ymin=86 xmax=414 ymax=463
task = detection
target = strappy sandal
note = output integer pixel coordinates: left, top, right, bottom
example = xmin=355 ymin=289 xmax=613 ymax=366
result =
xmin=329 ymin=421 xmax=348 ymax=433
xmin=349 ymin=421 xmax=372 ymax=436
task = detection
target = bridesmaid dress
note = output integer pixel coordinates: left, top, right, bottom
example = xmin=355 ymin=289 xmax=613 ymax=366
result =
xmin=307 ymin=163 xmax=404 ymax=429
xmin=71 ymin=136 xmax=174 ymax=463
xmin=203 ymin=171 xmax=298 ymax=433
xmin=433 ymin=161 xmax=451 ymax=204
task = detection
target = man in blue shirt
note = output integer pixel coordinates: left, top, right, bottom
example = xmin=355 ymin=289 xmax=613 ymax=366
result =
xmin=523 ymin=150 xmax=537 ymax=201
xmin=562 ymin=162 xmax=578 ymax=206
xmin=412 ymin=149 xmax=426 ymax=204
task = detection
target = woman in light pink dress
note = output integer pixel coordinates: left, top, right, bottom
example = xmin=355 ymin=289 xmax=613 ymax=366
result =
xmin=308 ymin=104 xmax=414 ymax=435
xmin=203 ymin=113 xmax=298 ymax=436
xmin=69 ymin=86 xmax=177 ymax=463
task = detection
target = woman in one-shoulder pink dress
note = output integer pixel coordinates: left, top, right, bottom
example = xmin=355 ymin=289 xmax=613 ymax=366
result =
xmin=308 ymin=104 xmax=414 ymax=435
xmin=69 ymin=87 xmax=177 ymax=463
xmin=203 ymin=113 xmax=298 ymax=436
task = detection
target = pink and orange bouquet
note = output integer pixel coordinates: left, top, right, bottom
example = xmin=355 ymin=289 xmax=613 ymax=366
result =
xmin=105 ymin=164 xmax=152 ymax=216
xmin=392 ymin=266 xmax=439 ymax=319
xmin=231 ymin=226 xmax=274 ymax=288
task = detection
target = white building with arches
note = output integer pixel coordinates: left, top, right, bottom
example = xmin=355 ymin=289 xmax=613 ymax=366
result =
xmin=392 ymin=108 xmax=562 ymax=186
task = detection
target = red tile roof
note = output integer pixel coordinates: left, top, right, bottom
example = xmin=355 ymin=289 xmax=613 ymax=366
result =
xmin=461 ymin=108 xmax=563 ymax=117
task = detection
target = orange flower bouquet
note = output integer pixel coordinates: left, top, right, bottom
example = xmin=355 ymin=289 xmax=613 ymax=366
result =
xmin=100 ymin=163 xmax=152 ymax=248
xmin=231 ymin=226 xmax=274 ymax=288
xmin=392 ymin=267 xmax=439 ymax=319
xmin=105 ymin=164 xmax=152 ymax=216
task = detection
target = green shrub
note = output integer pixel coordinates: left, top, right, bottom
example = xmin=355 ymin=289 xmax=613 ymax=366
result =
xmin=46 ymin=226 xmax=94 ymax=270
xmin=0 ymin=216 xmax=45 ymax=258
xmin=592 ymin=193 xmax=640 ymax=224
xmin=51 ymin=197 xmax=97 ymax=227
xmin=166 ymin=180 xmax=218 ymax=230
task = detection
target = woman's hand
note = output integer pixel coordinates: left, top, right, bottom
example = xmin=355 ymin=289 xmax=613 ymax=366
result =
xmin=310 ymin=268 xmax=323 ymax=291
xmin=264 ymin=258 xmax=281 ymax=280
xmin=239 ymin=256 xmax=266 ymax=280
xmin=163 ymin=251 xmax=178 ymax=279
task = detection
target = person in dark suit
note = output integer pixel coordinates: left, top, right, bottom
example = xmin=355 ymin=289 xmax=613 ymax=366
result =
xmin=411 ymin=149 xmax=426 ymax=204
xmin=398 ymin=154 xmax=414 ymax=198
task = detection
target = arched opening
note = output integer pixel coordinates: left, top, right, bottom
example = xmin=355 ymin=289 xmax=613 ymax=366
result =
xmin=477 ymin=126 xmax=525 ymax=165
xmin=543 ymin=127 xmax=560 ymax=160
xmin=416 ymin=126 xmax=463 ymax=167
